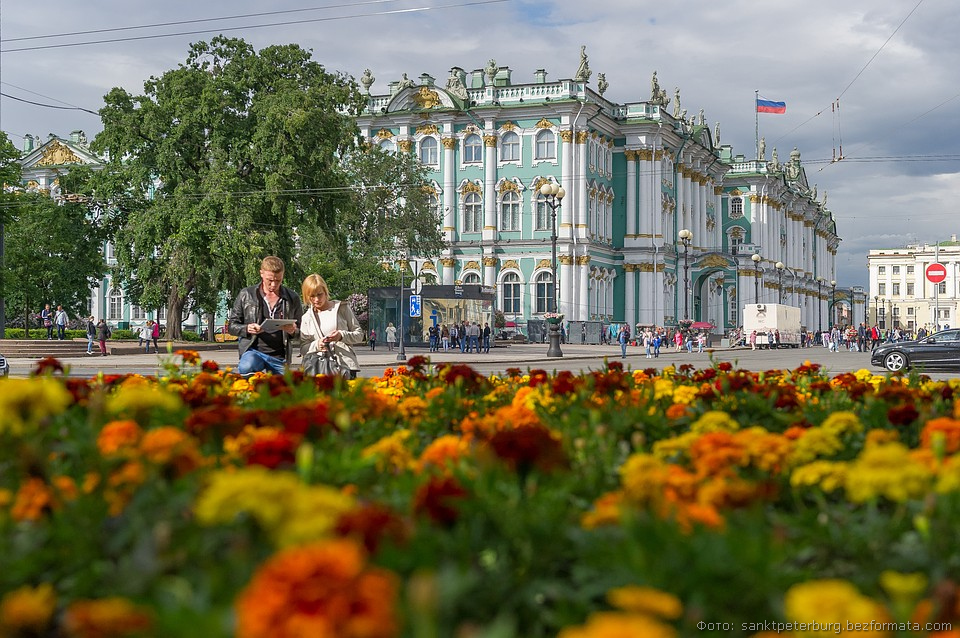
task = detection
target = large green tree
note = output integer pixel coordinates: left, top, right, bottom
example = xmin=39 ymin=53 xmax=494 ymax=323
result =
xmin=92 ymin=37 xmax=366 ymax=339
xmin=3 ymin=191 xmax=107 ymax=336
xmin=0 ymin=132 xmax=24 ymax=336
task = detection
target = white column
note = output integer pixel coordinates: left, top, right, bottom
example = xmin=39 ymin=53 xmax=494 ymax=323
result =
xmin=580 ymin=258 xmax=591 ymax=319
xmin=560 ymin=255 xmax=574 ymax=318
xmin=441 ymin=257 xmax=455 ymax=286
xmin=442 ymin=137 xmax=457 ymax=242
xmin=482 ymin=133 xmax=497 ymax=241
xmin=624 ymin=265 xmax=636 ymax=328
xmin=574 ymin=131 xmax=587 ymax=240
xmin=626 ymin=151 xmax=637 ymax=239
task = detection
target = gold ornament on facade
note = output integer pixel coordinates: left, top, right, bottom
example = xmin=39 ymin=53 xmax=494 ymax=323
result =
xmin=421 ymin=260 xmax=437 ymax=271
xmin=375 ymin=128 xmax=395 ymax=139
xmin=535 ymin=118 xmax=555 ymax=129
xmin=440 ymin=258 xmax=456 ymax=267
xmin=622 ymin=263 xmax=637 ymax=272
xmin=559 ymin=130 xmax=574 ymax=143
xmin=503 ymin=259 xmax=519 ymax=269
xmin=637 ymin=149 xmax=654 ymax=161
xmin=36 ymin=141 xmax=83 ymax=166
xmin=638 ymin=263 xmax=655 ymax=272
xmin=699 ymin=254 xmax=732 ymax=268
xmin=500 ymin=121 xmax=517 ymax=131
xmin=536 ymin=259 xmax=552 ymax=269
xmin=624 ymin=150 xmax=637 ymax=161
xmin=461 ymin=181 xmax=482 ymax=194
xmin=558 ymin=255 xmax=574 ymax=266
xmin=575 ymin=131 xmax=588 ymax=144
xmin=421 ymin=184 xmax=439 ymax=194
xmin=483 ymin=135 xmax=498 ymax=147
xmin=441 ymin=137 xmax=458 ymax=150
xmin=412 ymin=86 xmax=442 ymax=109
xmin=416 ymin=124 xmax=439 ymax=136
xmin=464 ymin=260 xmax=481 ymax=270
xmin=576 ymin=255 xmax=591 ymax=265
xmin=498 ymin=180 xmax=519 ymax=194
xmin=531 ymin=177 xmax=552 ymax=192
xmin=714 ymin=186 xmax=723 ymax=195
xmin=482 ymin=257 xmax=498 ymax=267
xmin=398 ymin=140 xmax=414 ymax=153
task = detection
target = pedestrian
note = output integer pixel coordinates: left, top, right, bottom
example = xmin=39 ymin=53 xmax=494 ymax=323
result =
xmin=643 ymin=329 xmax=652 ymax=358
xmin=750 ymin=330 xmax=757 ymax=350
xmin=618 ymin=324 xmax=628 ymax=358
xmin=467 ymin=321 xmax=480 ymax=354
xmin=226 ymin=255 xmax=302 ymax=376
xmin=653 ymin=329 xmax=662 ymax=358
xmin=96 ymin=319 xmax=111 ymax=356
xmin=85 ymin=316 xmax=96 ymax=354
xmin=560 ymin=323 xmax=566 ymax=345
xmin=299 ymin=273 xmax=363 ymax=380
xmin=369 ymin=328 xmax=377 ymax=351
xmin=482 ymin=322 xmax=491 ymax=353
xmin=581 ymin=323 xmax=587 ymax=344
xmin=54 ymin=305 xmax=69 ymax=340
xmin=135 ymin=323 xmax=146 ymax=349
xmin=150 ymin=320 xmax=160 ymax=353
xmin=674 ymin=329 xmax=683 ymax=351
xmin=441 ymin=324 xmax=450 ymax=352
xmin=697 ymin=332 xmax=706 ymax=353
xmin=385 ymin=322 xmax=397 ymax=352
xmin=41 ymin=303 xmax=53 ymax=339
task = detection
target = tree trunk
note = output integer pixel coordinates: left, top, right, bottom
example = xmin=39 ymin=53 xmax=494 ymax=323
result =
xmin=166 ymin=291 xmax=188 ymax=342
xmin=23 ymin=302 xmax=30 ymax=339
xmin=205 ymin=311 xmax=216 ymax=342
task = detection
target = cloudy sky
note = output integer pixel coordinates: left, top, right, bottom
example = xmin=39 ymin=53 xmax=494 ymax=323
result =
xmin=2 ymin=0 xmax=957 ymax=289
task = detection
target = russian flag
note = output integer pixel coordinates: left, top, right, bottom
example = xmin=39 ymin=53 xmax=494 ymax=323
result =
xmin=756 ymin=98 xmax=786 ymax=114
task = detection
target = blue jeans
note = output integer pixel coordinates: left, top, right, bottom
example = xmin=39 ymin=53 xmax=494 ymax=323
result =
xmin=57 ymin=324 xmax=66 ymax=340
xmin=483 ymin=336 xmax=490 ymax=353
xmin=620 ymin=341 xmax=627 ymax=357
xmin=238 ymin=349 xmax=286 ymax=375
xmin=469 ymin=335 xmax=479 ymax=353
xmin=87 ymin=335 xmax=95 ymax=353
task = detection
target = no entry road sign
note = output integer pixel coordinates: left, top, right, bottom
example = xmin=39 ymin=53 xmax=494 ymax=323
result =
xmin=926 ymin=263 xmax=947 ymax=284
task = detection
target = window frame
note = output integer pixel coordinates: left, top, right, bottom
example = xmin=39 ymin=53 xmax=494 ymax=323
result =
xmin=501 ymin=272 xmax=521 ymax=314
xmin=500 ymin=131 xmax=520 ymax=162
xmin=419 ymin=137 xmax=438 ymax=165
xmin=500 ymin=191 xmax=521 ymax=231
xmin=534 ymin=130 xmax=556 ymax=161
xmin=534 ymin=271 xmax=555 ymax=313
xmin=463 ymin=134 xmax=483 ymax=164
xmin=462 ymin=192 xmax=482 ymax=233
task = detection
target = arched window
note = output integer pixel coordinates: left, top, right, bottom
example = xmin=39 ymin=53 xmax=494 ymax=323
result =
xmin=108 ymin=288 xmax=123 ymax=320
xmin=535 ymin=193 xmax=549 ymax=230
xmin=419 ymin=137 xmax=438 ymax=165
xmin=427 ymin=194 xmax=440 ymax=219
xmin=500 ymin=131 xmax=520 ymax=162
xmin=463 ymin=134 xmax=483 ymax=164
xmin=462 ymin=272 xmax=481 ymax=284
xmin=463 ymin=192 xmax=481 ymax=233
xmin=500 ymin=191 xmax=520 ymax=231
xmin=729 ymin=197 xmax=744 ymax=219
xmin=379 ymin=139 xmax=396 ymax=153
xmin=131 ymin=305 xmax=145 ymax=320
xmin=535 ymin=130 xmax=555 ymax=160
xmin=502 ymin=272 xmax=521 ymax=314
xmin=535 ymin=271 xmax=554 ymax=313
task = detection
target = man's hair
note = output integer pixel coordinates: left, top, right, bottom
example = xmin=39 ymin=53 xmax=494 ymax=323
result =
xmin=261 ymin=256 xmax=285 ymax=274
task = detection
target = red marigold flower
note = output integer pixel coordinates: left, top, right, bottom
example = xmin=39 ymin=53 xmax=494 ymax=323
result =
xmin=551 ymin=370 xmax=581 ymax=395
xmin=184 ymin=405 xmax=248 ymax=440
xmin=528 ymin=369 xmax=550 ymax=387
xmin=235 ymin=539 xmax=399 ymax=638
xmin=413 ymin=476 xmax=468 ymax=527
xmin=887 ymin=403 xmax=920 ymax=426
xmin=274 ymin=402 xmax=334 ymax=436
xmin=201 ymin=360 xmax=219 ymax=373
xmin=62 ymin=598 xmax=154 ymax=638
xmin=606 ymin=361 xmax=623 ymax=372
xmin=245 ymin=432 xmax=299 ymax=469
xmin=32 ymin=357 xmax=65 ymax=376
xmin=486 ymin=423 xmax=568 ymax=474
xmin=406 ymin=355 xmax=430 ymax=371
xmin=334 ymin=503 xmax=411 ymax=554
xmin=174 ymin=350 xmax=201 ymax=365
xmin=505 ymin=367 xmax=522 ymax=378
xmin=717 ymin=361 xmax=733 ymax=372
xmin=438 ymin=364 xmax=486 ymax=391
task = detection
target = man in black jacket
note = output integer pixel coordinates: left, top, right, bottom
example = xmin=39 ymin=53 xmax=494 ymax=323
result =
xmin=228 ymin=256 xmax=302 ymax=375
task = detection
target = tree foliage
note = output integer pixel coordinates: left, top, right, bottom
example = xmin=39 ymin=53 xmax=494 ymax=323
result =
xmin=91 ymin=37 xmax=366 ymax=339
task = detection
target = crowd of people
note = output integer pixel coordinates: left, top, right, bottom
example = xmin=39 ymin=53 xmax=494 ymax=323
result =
xmin=426 ymin=321 xmax=493 ymax=354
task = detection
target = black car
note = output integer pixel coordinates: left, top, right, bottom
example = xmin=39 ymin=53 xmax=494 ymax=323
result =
xmin=0 ymin=352 xmax=8 ymax=377
xmin=871 ymin=329 xmax=960 ymax=372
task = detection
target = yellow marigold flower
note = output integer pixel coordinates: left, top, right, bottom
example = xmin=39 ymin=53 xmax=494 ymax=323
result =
xmin=845 ymin=443 xmax=932 ymax=503
xmin=581 ymin=491 xmax=625 ymax=529
xmin=62 ymin=597 xmax=154 ymax=638
xmin=820 ymin=411 xmax=863 ymax=436
xmin=879 ymin=571 xmax=927 ymax=604
xmin=652 ymin=432 xmax=699 ymax=461
xmin=935 ymin=455 xmax=960 ymax=493
xmin=790 ymin=461 xmax=848 ymax=493
xmin=671 ymin=385 xmax=699 ymax=406
xmin=788 ymin=428 xmax=843 ymax=466
xmin=96 ymin=420 xmax=143 ymax=457
xmin=361 ymin=429 xmax=415 ymax=473
xmin=106 ymin=384 xmax=183 ymax=423
xmin=737 ymin=427 xmax=793 ymax=474
xmin=690 ymin=410 xmax=740 ymax=434
xmin=558 ymin=611 xmax=677 ymax=638
xmin=398 ymin=396 xmax=429 ymax=421
xmin=784 ymin=580 xmax=891 ymax=637
xmin=0 ymin=488 xmax=11 ymax=507
xmin=0 ymin=377 xmax=72 ymax=436
xmin=619 ymin=453 xmax=668 ymax=505
xmin=866 ymin=429 xmax=899 ymax=447
xmin=653 ymin=379 xmax=675 ymax=400
xmin=274 ymin=484 xmax=357 ymax=547
xmin=0 ymin=583 xmax=56 ymax=634
xmin=606 ymin=585 xmax=683 ymax=619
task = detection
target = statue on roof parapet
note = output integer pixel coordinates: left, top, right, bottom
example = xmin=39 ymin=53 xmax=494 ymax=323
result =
xmin=574 ymin=45 xmax=591 ymax=83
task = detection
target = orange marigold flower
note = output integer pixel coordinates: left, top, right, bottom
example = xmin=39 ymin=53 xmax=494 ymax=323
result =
xmin=417 ymin=435 xmax=472 ymax=474
xmin=139 ymin=427 xmax=203 ymax=475
xmin=11 ymin=478 xmax=53 ymax=522
xmin=52 ymin=475 xmax=79 ymax=502
xmin=606 ymin=585 xmax=683 ymax=619
xmin=558 ymin=611 xmax=676 ymax=638
xmin=97 ymin=420 xmax=144 ymax=457
xmin=921 ymin=417 xmax=960 ymax=454
xmin=0 ymin=583 xmax=56 ymax=634
xmin=665 ymin=404 xmax=690 ymax=421
xmin=581 ymin=491 xmax=625 ymax=529
xmin=62 ymin=597 xmax=153 ymax=638
xmin=236 ymin=539 xmax=399 ymax=638
xmin=174 ymin=349 xmax=201 ymax=365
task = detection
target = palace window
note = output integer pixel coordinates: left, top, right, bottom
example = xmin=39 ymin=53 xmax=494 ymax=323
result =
xmin=500 ymin=191 xmax=520 ymax=231
xmin=419 ymin=137 xmax=438 ymax=165
xmin=462 ymin=272 xmax=481 ymax=284
xmin=878 ymin=283 xmax=886 ymax=296
xmin=907 ymin=265 xmax=914 ymax=274
xmin=907 ymin=283 xmax=914 ymax=296
xmin=502 ymin=272 xmax=521 ymax=313
xmin=878 ymin=266 xmax=886 ymax=274
xmin=379 ymin=139 xmax=396 ymax=153
xmin=462 ymin=192 xmax=481 ymax=233
xmin=893 ymin=283 xmax=900 ymax=296
xmin=131 ymin=306 xmax=145 ymax=320
xmin=463 ymin=134 xmax=482 ymax=164
xmin=535 ymin=130 xmax=555 ymax=160
xmin=535 ymin=194 xmax=550 ymax=231
xmin=729 ymin=197 xmax=744 ymax=219
xmin=893 ymin=265 xmax=900 ymax=275
xmin=535 ymin=271 xmax=555 ymax=313
xmin=500 ymin=132 xmax=520 ymax=162
xmin=108 ymin=288 xmax=123 ymax=320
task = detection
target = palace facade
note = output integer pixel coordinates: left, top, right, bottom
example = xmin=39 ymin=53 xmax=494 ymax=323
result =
xmin=356 ymin=57 xmax=865 ymax=332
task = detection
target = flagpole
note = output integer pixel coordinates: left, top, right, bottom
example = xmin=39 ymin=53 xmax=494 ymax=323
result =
xmin=754 ymin=90 xmax=759 ymax=160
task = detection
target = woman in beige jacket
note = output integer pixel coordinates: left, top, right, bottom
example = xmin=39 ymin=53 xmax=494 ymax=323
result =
xmin=299 ymin=274 xmax=364 ymax=378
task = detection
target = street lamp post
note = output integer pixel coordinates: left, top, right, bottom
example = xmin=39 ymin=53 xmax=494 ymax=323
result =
xmin=397 ymin=256 xmax=407 ymax=362
xmin=874 ymin=295 xmax=879 ymax=327
xmin=751 ymin=253 xmax=761 ymax=302
xmin=775 ymin=262 xmax=785 ymax=304
xmin=678 ymin=228 xmax=693 ymax=319
xmin=817 ymin=277 xmax=824 ymax=332
xmin=539 ymin=182 xmax=565 ymax=358
xmin=830 ymin=280 xmax=837 ymax=328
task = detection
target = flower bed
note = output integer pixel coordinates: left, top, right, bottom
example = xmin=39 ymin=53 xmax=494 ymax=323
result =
xmin=1 ymin=354 xmax=960 ymax=637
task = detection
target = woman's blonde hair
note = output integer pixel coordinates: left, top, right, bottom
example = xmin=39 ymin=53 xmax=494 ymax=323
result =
xmin=302 ymin=274 xmax=330 ymax=301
